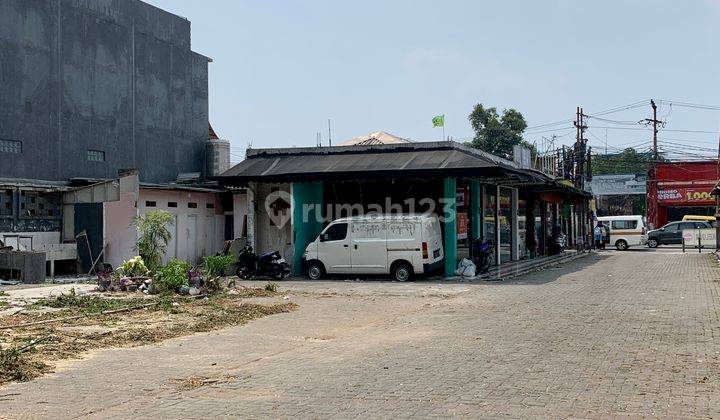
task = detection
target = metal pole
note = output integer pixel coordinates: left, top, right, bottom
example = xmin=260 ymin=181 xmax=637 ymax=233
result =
xmin=651 ymin=100 xmax=658 ymax=161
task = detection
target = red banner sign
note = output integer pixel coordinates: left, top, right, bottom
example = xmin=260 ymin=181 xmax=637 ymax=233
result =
xmin=657 ymin=187 xmax=715 ymax=205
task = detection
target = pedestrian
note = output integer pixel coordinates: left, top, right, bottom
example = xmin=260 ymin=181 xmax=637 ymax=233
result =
xmin=594 ymin=221 xmax=604 ymax=250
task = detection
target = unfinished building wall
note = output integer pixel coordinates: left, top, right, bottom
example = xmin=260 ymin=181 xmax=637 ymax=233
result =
xmin=0 ymin=0 xmax=209 ymax=183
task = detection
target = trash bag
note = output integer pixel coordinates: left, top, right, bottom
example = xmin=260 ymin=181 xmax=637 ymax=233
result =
xmin=462 ymin=264 xmax=476 ymax=277
xmin=455 ymin=258 xmax=476 ymax=277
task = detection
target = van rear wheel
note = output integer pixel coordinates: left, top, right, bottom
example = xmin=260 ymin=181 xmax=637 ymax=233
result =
xmin=391 ymin=262 xmax=413 ymax=282
xmin=615 ymin=239 xmax=629 ymax=251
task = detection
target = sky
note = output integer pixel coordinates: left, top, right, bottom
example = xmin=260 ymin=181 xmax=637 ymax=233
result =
xmin=146 ymin=0 xmax=720 ymax=162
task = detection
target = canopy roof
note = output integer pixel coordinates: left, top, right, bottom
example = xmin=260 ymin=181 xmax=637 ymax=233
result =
xmin=217 ymin=141 xmax=555 ymax=184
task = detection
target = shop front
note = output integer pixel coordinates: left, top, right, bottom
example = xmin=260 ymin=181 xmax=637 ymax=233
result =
xmin=216 ymin=141 xmax=590 ymax=278
xmin=647 ymin=161 xmax=718 ymax=229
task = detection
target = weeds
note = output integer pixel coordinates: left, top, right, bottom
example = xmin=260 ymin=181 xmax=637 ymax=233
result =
xmin=265 ymin=283 xmax=278 ymax=292
xmin=0 ymin=346 xmax=48 ymax=383
xmin=0 ymin=288 xmax=296 ymax=385
xmin=32 ymin=289 xmax=148 ymax=314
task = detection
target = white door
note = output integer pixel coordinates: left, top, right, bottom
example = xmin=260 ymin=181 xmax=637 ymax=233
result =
xmin=351 ymin=221 xmax=388 ymax=274
xmin=186 ymin=214 xmax=198 ymax=264
xmin=317 ymin=222 xmax=351 ymax=273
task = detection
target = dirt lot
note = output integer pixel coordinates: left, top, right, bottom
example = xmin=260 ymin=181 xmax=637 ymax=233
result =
xmin=1 ymin=251 xmax=719 ymax=418
xmin=0 ymin=285 xmax=295 ymax=385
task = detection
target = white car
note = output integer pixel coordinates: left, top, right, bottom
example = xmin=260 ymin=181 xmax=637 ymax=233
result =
xmin=302 ymin=213 xmax=444 ymax=281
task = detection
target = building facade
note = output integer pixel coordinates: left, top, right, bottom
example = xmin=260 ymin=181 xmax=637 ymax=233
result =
xmin=647 ymin=161 xmax=718 ymax=229
xmin=217 ymin=141 xmax=591 ymax=278
xmin=0 ymin=0 xmax=210 ymax=183
xmin=0 ymin=1 xmax=229 ymax=280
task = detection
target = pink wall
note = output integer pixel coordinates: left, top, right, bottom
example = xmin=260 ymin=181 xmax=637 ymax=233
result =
xmin=104 ymin=191 xmax=138 ymax=269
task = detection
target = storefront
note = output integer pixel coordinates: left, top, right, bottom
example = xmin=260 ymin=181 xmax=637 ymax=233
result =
xmin=647 ymin=161 xmax=718 ymax=229
xmin=216 ymin=141 xmax=590 ymax=277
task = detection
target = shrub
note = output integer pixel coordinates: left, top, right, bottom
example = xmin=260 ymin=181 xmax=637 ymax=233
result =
xmin=117 ymin=256 xmax=149 ymax=278
xmin=155 ymin=259 xmax=191 ymax=293
xmin=202 ymin=255 xmax=235 ymax=277
xmin=131 ymin=210 xmax=174 ymax=272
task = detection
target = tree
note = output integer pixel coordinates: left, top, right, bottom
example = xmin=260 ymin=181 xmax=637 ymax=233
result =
xmin=468 ymin=104 xmax=533 ymax=159
xmin=592 ymin=148 xmax=655 ymax=175
xmin=131 ymin=209 xmax=174 ymax=272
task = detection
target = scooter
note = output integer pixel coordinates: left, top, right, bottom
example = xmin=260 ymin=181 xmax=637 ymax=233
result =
xmin=235 ymin=245 xmax=291 ymax=280
xmin=549 ymin=226 xmax=567 ymax=255
xmin=472 ymin=239 xmax=496 ymax=274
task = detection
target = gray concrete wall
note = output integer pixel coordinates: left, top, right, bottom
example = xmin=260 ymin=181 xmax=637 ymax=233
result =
xmin=0 ymin=0 xmax=209 ymax=183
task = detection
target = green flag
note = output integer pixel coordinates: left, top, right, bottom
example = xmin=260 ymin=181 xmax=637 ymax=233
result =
xmin=432 ymin=114 xmax=445 ymax=127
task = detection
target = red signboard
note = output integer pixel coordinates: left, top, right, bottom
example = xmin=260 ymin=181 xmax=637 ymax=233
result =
xmin=656 ymin=186 xmax=714 ymax=205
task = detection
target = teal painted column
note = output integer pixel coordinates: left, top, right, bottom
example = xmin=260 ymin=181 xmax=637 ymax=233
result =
xmin=443 ymin=177 xmax=457 ymax=277
xmin=470 ymin=179 xmax=482 ymax=242
xmin=292 ymin=181 xmax=324 ymax=276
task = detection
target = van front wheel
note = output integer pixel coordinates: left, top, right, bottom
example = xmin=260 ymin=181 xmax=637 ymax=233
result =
xmin=306 ymin=261 xmax=324 ymax=280
xmin=391 ymin=262 xmax=413 ymax=282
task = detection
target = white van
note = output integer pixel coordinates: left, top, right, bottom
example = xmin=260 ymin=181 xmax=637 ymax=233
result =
xmin=596 ymin=215 xmax=647 ymax=251
xmin=302 ymin=213 xmax=444 ymax=281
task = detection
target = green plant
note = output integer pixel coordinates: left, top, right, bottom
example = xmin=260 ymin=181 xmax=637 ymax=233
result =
xmin=155 ymin=259 xmax=191 ymax=293
xmin=202 ymin=255 xmax=235 ymax=277
xmin=117 ymin=256 xmax=149 ymax=278
xmin=131 ymin=210 xmax=174 ymax=272
xmin=265 ymin=282 xmax=278 ymax=292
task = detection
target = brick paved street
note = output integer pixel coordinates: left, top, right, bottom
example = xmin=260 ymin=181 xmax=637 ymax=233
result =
xmin=1 ymin=250 xmax=719 ymax=418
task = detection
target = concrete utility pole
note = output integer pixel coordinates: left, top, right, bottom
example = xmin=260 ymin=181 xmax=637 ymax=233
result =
xmin=643 ymin=99 xmax=661 ymax=160
xmin=573 ymin=107 xmax=588 ymax=190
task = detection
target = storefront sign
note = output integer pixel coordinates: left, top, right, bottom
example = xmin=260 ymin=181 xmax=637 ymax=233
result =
xmin=589 ymin=174 xmax=646 ymax=196
xmin=657 ymin=186 xmax=715 ymax=205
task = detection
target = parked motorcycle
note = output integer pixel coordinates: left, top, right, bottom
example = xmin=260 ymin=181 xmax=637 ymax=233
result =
xmin=235 ymin=245 xmax=291 ymax=280
xmin=549 ymin=226 xmax=567 ymax=255
xmin=472 ymin=239 xmax=496 ymax=274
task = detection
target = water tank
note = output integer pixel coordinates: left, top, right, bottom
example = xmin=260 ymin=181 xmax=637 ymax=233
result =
xmin=205 ymin=138 xmax=231 ymax=177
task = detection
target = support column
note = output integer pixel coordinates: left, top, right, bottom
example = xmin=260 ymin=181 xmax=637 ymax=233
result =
xmin=443 ymin=177 xmax=457 ymax=277
xmin=246 ymin=184 xmax=256 ymax=249
xmin=511 ymin=188 xmax=519 ymax=261
xmin=291 ymin=181 xmax=324 ymax=276
xmin=495 ymin=185 xmax=501 ymax=266
xmin=470 ymin=180 xmax=482 ymax=245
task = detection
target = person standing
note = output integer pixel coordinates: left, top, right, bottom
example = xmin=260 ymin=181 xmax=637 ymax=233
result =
xmin=594 ymin=221 xmax=604 ymax=250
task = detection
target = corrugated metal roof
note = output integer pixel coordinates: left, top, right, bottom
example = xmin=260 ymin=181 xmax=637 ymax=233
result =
xmin=216 ymin=141 xmax=550 ymax=184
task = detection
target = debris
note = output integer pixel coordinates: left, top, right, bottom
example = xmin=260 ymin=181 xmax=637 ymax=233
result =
xmin=0 ymin=280 xmax=21 ymax=286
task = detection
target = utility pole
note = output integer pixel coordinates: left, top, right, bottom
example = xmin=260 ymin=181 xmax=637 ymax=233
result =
xmin=327 ymin=119 xmax=332 ymax=147
xmin=573 ymin=107 xmax=588 ymax=190
xmin=643 ymin=99 xmax=661 ymax=160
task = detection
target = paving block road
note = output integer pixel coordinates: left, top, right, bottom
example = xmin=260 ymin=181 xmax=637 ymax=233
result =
xmin=1 ymin=250 xmax=719 ymax=418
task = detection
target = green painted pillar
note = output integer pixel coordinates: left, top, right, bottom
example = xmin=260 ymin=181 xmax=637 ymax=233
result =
xmin=443 ymin=177 xmax=457 ymax=277
xmin=470 ymin=179 xmax=482 ymax=242
xmin=292 ymin=181 xmax=324 ymax=276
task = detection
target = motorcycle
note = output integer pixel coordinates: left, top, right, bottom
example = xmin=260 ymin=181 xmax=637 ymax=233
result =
xmin=235 ymin=245 xmax=291 ymax=280
xmin=472 ymin=239 xmax=496 ymax=274
xmin=549 ymin=226 xmax=567 ymax=255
